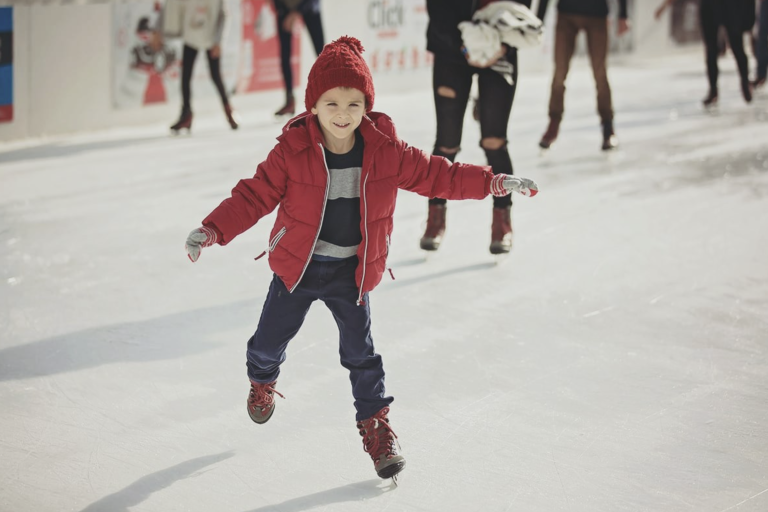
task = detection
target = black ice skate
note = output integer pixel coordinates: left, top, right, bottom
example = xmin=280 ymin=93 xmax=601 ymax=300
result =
xmin=357 ymin=407 xmax=406 ymax=483
xmin=419 ymin=204 xmax=446 ymax=251
xmin=224 ymin=104 xmax=240 ymax=130
xmin=170 ymin=111 xmax=193 ymax=134
xmin=601 ymin=121 xmax=619 ymax=151
xmin=247 ymin=380 xmax=284 ymax=424
xmin=741 ymin=79 xmax=753 ymax=104
xmin=702 ymin=90 xmax=718 ymax=109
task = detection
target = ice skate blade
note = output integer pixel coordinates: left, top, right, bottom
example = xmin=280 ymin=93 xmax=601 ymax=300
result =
xmin=377 ymin=459 xmax=405 ymax=480
xmin=170 ymin=127 xmax=191 ymax=136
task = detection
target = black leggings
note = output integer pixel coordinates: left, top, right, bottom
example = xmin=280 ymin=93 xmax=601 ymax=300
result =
xmin=277 ymin=11 xmax=325 ymax=95
xmin=430 ymin=54 xmax=518 ymax=208
xmin=700 ymin=0 xmax=750 ymax=93
xmin=181 ymin=44 xmax=229 ymax=114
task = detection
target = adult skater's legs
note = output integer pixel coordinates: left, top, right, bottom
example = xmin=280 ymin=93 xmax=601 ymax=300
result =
xmin=206 ymin=48 xmax=239 ymax=129
xmin=700 ymin=0 xmax=721 ymax=105
xmin=275 ymin=11 xmax=297 ymax=116
xmin=420 ymin=57 xmax=473 ymax=251
xmin=757 ymin=0 xmax=768 ymax=85
xmin=721 ymin=2 xmax=752 ymax=102
xmin=171 ymin=44 xmax=199 ymax=132
xmin=477 ymin=54 xmax=517 ymax=253
xmin=302 ymin=9 xmax=325 ymax=56
xmin=584 ymin=16 xmax=618 ymax=149
xmin=540 ymin=13 xmax=580 ymax=148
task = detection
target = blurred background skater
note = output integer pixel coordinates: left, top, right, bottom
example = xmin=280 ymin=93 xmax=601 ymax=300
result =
xmin=152 ymin=0 xmax=239 ymax=133
xmin=272 ymin=0 xmax=325 ymax=117
xmin=656 ymin=0 xmax=755 ymax=107
xmin=536 ymin=0 xmax=630 ymax=152
xmin=754 ymin=0 xmax=768 ymax=88
xmin=419 ymin=0 xmax=542 ymax=256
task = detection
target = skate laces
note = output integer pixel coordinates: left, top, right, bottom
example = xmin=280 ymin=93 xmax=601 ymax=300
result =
xmin=248 ymin=381 xmax=284 ymax=411
xmin=358 ymin=407 xmax=398 ymax=462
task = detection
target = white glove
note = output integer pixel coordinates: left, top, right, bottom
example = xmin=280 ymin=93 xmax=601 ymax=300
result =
xmin=490 ymin=174 xmax=539 ymax=197
xmin=473 ymin=1 xmax=544 ymax=50
xmin=458 ymin=21 xmax=502 ymax=67
xmin=185 ymin=226 xmax=218 ymax=262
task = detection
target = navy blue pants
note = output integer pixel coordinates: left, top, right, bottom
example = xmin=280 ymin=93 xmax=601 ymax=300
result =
xmin=246 ymin=257 xmax=393 ymax=421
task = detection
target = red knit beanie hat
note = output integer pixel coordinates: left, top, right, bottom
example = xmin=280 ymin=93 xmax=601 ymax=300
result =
xmin=305 ymin=36 xmax=375 ymax=112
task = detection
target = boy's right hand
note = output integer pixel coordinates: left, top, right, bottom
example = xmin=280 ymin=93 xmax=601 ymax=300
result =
xmin=185 ymin=227 xmax=218 ymax=262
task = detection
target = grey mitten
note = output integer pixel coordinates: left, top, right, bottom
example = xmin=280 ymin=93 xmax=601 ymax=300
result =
xmin=185 ymin=226 xmax=218 ymax=262
xmin=490 ymin=174 xmax=539 ymax=197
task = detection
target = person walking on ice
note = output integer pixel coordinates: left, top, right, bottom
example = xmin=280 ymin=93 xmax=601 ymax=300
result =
xmin=183 ymin=36 xmax=538 ymax=482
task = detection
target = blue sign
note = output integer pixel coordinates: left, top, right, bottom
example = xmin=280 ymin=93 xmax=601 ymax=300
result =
xmin=0 ymin=7 xmax=13 ymax=123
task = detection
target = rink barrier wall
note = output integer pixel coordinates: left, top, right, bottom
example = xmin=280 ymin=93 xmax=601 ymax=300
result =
xmin=0 ymin=0 xmax=690 ymax=143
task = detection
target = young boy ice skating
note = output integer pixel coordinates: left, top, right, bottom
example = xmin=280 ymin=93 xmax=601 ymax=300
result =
xmin=184 ymin=36 xmax=538 ymax=481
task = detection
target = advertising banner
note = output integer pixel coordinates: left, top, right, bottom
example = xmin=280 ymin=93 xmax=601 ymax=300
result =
xmin=236 ymin=0 xmax=300 ymax=93
xmin=112 ymin=0 xmax=294 ymax=109
xmin=0 ymin=7 xmax=13 ymax=123
xmin=361 ymin=0 xmax=432 ymax=75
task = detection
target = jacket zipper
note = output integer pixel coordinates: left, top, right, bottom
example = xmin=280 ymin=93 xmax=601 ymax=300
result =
xmin=290 ymin=143 xmax=331 ymax=293
xmin=357 ymin=172 xmax=370 ymax=305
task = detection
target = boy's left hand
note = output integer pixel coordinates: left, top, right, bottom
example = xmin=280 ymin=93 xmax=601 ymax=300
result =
xmin=491 ymin=174 xmax=539 ymax=197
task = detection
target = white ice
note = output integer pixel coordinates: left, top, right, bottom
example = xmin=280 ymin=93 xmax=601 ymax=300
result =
xmin=2 ymin=49 xmax=768 ymax=512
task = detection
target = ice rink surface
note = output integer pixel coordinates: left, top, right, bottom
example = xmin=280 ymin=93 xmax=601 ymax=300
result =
xmin=1 ymin=49 xmax=768 ymax=512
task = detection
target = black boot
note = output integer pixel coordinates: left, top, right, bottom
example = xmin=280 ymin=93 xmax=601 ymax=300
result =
xmin=741 ymin=79 xmax=753 ymax=104
xmin=224 ymin=104 xmax=239 ymax=130
xmin=702 ymin=90 xmax=718 ymax=108
xmin=170 ymin=110 xmax=193 ymax=134
xmin=601 ymin=121 xmax=618 ymax=151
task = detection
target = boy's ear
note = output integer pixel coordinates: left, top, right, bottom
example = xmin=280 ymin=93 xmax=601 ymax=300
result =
xmin=310 ymin=106 xmax=318 ymax=115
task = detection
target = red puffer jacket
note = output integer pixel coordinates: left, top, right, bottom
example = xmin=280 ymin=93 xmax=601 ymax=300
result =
xmin=202 ymin=111 xmax=495 ymax=303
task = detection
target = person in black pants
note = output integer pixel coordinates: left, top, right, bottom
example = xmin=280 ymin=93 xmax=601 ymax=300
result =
xmin=272 ymin=0 xmax=325 ymax=117
xmin=152 ymin=0 xmax=238 ymax=133
xmin=420 ymin=0 xmax=533 ymax=255
xmin=657 ymin=0 xmax=755 ymax=106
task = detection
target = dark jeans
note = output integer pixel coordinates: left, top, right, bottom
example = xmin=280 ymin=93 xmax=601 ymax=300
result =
xmin=549 ymin=13 xmax=613 ymax=124
xmin=277 ymin=10 xmax=325 ymax=96
xmin=758 ymin=0 xmax=768 ymax=80
xmin=430 ymin=54 xmax=518 ymax=209
xmin=700 ymin=0 xmax=750 ymax=92
xmin=246 ymin=257 xmax=392 ymax=421
xmin=180 ymin=44 xmax=229 ymax=114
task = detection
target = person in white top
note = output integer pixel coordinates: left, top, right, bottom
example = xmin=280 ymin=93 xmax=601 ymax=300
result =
xmin=152 ymin=0 xmax=239 ymax=133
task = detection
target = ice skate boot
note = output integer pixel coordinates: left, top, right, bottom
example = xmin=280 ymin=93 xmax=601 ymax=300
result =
xmin=741 ymin=79 xmax=753 ymax=104
xmin=274 ymin=95 xmax=296 ymax=117
xmin=601 ymin=121 xmax=619 ymax=151
xmin=702 ymin=90 xmax=718 ymax=109
xmin=170 ymin=111 xmax=193 ymax=134
xmin=419 ymin=204 xmax=446 ymax=251
xmin=224 ymin=104 xmax=240 ymax=130
xmin=357 ymin=407 xmax=406 ymax=482
xmin=247 ymin=380 xmax=284 ymax=424
xmin=489 ymin=205 xmax=512 ymax=255
xmin=538 ymin=119 xmax=560 ymax=150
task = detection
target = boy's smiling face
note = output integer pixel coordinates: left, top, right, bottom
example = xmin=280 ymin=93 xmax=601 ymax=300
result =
xmin=311 ymin=87 xmax=366 ymax=153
